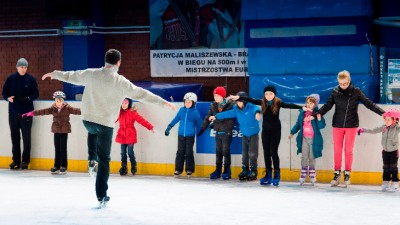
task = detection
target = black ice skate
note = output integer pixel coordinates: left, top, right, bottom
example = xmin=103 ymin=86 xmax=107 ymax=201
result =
xmin=186 ymin=171 xmax=193 ymax=178
xmin=9 ymin=161 xmax=20 ymax=170
xmin=174 ymin=171 xmax=182 ymax=178
xmin=119 ymin=166 xmax=128 ymax=176
xmin=59 ymin=167 xmax=67 ymax=175
xmin=238 ymin=165 xmax=249 ymax=181
xmin=50 ymin=167 xmax=60 ymax=174
xmin=21 ymin=162 xmax=29 ymax=170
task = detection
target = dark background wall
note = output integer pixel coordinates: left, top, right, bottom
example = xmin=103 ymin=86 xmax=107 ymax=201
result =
xmin=0 ymin=0 xmax=248 ymax=101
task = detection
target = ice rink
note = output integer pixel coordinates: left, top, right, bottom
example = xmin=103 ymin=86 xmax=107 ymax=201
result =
xmin=1 ymin=169 xmax=399 ymax=225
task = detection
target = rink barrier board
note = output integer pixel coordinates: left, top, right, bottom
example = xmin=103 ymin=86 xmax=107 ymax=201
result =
xmin=0 ymin=156 xmax=384 ymax=185
xmin=0 ymin=101 xmax=395 ymax=186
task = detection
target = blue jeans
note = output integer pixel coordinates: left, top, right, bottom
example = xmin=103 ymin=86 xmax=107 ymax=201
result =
xmin=121 ymin=144 xmax=136 ymax=167
xmin=83 ymin=120 xmax=113 ymax=199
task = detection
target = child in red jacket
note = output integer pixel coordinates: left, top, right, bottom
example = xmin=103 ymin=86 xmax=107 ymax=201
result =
xmin=116 ymin=98 xmax=154 ymax=175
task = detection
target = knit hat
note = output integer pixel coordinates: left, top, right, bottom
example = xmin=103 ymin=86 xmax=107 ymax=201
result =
xmin=16 ymin=58 xmax=28 ymax=68
xmin=213 ymin=86 xmax=226 ymax=98
xmin=264 ymin=85 xmax=276 ymax=95
xmin=307 ymin=94 xmax=320 ymax=105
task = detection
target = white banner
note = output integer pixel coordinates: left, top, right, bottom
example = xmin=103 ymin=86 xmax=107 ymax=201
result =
xmin=150 ymin=48 xmax=248 ymax=77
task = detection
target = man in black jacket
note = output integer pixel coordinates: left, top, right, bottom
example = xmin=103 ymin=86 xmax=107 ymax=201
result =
xmin=317 ymin=70 xmax=384 ymax=187
xmin=2 ymin=58 xmax=39 ymax=169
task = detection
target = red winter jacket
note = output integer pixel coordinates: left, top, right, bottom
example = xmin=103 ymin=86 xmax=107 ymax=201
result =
xmin=115 ymin=109 xmax=153 ymax=144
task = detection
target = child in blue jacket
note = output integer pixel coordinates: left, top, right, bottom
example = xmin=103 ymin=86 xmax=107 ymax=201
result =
xmin=165 ymin=92 xmax=203 ymax=177
xmin=289 ymin=94 xmax=326 ymax=185
xmin=210 ymin=92 xmax=261 ymax=181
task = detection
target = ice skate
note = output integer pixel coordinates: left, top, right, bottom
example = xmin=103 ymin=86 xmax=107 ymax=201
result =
xmin=238 ymin=165 xmax=249 ymax=181
xmin=343 ymin=171 xmax=351 ymax=187
xmin=272 ymin=169 xmax=280 ymax=186
xmin=299 ymin=167 xmax=307 ymax=185
xmin=390 ymin=182 xmax=399 ymax=192
xmin=186 ymin=171 xmax=193 ymax=178
xmin=330 ymin=170 xmax=341 ymax=187
xmin=221 ymin=167 xmax=231 ymax=180
xmin=21 ymin=162 xmax=29 ymax=170
xmin=119 ymin=166 xmax=128 ymax=176
xmin=210 ymin=167 xmax=222 ymax=179
xmin=88 ymin=160 xmax=98 ymax=177
xmin=50 ymin=167 xmax=60 ymax=174
xmin=260 ymin=170 xmax=272 ymax=185
xmin=382 ymin=181 xmax=390 ymax=192
xmin=59 ymin=167 xmax=67 ymax=175
xmin=247 ymin=167 xmax=257 ymax=181
xmin=9 ymin=161 xmax=20 ymax=170
xmin=309 ymin=167 xmax=316 ymax=185
xmin=174 ymin=171 xmax=182 ymax=178
xmin=131 ymin=167 xmax=137 ymax=175
xmin=97 ymin=196 xmax=110 ymax=209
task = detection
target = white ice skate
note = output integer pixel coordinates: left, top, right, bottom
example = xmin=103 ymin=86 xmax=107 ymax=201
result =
xmin=97 ymin=196 xmax=110 ymax=209
xmin=330 ymin=171 xmax=341 ymax=187
xmin=390 ymin=182 xmax=399 ymax=192
xmin=382 ymin=181 xmax=391 ymax=192
xmin=88 ymin=160 xmax=98 ymax=178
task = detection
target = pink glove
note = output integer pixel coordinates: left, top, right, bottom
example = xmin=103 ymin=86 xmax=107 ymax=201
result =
xmin=22 ymin=111 xmax=34 ymax=117
xmin=357 ymin=128 xmax=364 ymax=135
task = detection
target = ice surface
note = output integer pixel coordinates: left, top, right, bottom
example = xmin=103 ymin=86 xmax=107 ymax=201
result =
xmin=0 ymin=169 xmax=399 ymax=225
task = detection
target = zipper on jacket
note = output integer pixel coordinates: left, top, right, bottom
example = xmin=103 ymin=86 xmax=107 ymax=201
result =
xmin=343 ymin=98 xmax=350 ymax=127
xmin=184 ymin=109 xmax=188 ymax=136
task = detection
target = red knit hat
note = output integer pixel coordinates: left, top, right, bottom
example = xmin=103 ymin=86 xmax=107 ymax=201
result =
xmin=213 ymin=86 xmax=226 ymax=98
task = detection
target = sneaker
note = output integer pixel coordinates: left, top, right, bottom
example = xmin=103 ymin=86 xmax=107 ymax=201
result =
xmin=21 ymin=162 xmax=29 ymax=170
xmin=331 ymin=170 xmax=341 ymax=187
xmin=382 ymin=181 xmax=390 ymax=192
xmin=88 ymin=160 xmax=98 ymax=177
xmin=50 ymin=167 xmax=60 ymax=174
xmin=343 ymin=171 xmax=351 ymax=186
xmin=9 ymin=161 xmax=20 ymax=170
xmin=59 ymin=167 xmax=67 ymax=175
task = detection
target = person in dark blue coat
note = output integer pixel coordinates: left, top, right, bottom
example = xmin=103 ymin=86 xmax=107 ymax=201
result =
xmin=2 ymin=58 xmax=39 ymax=170
xmin=165 ymin=92 xmax=203 ymax=177
xmin=210 ymin=91 xmax=261 ymax=181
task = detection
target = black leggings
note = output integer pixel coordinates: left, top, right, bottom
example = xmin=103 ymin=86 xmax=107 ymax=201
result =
xmin=262 ymin=129 xmax=281 ymax=171
xmin=382 ymin=150 xmax=399 ymax=182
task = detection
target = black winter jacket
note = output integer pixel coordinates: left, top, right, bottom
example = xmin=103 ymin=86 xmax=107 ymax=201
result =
xmin=317 ymin=84 xmax=384 ymax=128
xmin=201 ymin=100 xmax=235 ymax=133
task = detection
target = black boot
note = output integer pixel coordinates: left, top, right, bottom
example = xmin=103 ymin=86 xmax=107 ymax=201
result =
xmin=119 ymin=166 xmax=128 ymax=176
xmin=9 ymin=161 xmax=20 ymax=170
xmin=247 ymin=167 xmax=258 ymax=181
xmin=238 ymin=165 xmax=249 ymax=181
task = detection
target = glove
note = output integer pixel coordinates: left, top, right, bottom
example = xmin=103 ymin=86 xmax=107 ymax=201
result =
xmin=22 ymin=111 xmax=34 ymax=117
xmin=197 ymin=129 xmax=205 ymax=137
xmin=208 ymin=122 xmax=214 ymax=129
xmin=357 ymin=128 xmax=364 ymax=136
xmin=165 ymin=125 xmax=172 ymax=136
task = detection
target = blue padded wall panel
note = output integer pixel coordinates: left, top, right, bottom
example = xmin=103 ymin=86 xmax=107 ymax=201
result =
xmin=242 ymin=0 xmax=373 ymax=20
xmin=248 ymin=45 xmax=378 ymax=75
xmin=245 ymin=17 xmax=373 ymax=47
xmin=249 ymin=74 xmax=380 ymax=104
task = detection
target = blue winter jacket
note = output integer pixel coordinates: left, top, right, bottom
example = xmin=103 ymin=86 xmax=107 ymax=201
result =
xmin=169 ymin=106 xmax=203 ymax=137
xmin=290 ymin=107 xmax=326 ymax=158
xmin=216 ymin=103 xmax=261 ymax=137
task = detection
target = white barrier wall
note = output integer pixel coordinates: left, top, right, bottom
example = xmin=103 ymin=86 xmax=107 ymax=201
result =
xmin=0 ymin=100 xmax=395 ymax=176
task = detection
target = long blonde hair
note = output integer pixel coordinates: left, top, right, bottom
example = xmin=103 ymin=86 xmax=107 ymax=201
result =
xmin=261 ymin=96 xmax=281 ymax=115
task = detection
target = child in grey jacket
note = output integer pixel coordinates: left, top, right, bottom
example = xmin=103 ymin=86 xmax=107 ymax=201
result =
xmin=358 ymin=108 xmax=400 ymax=192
